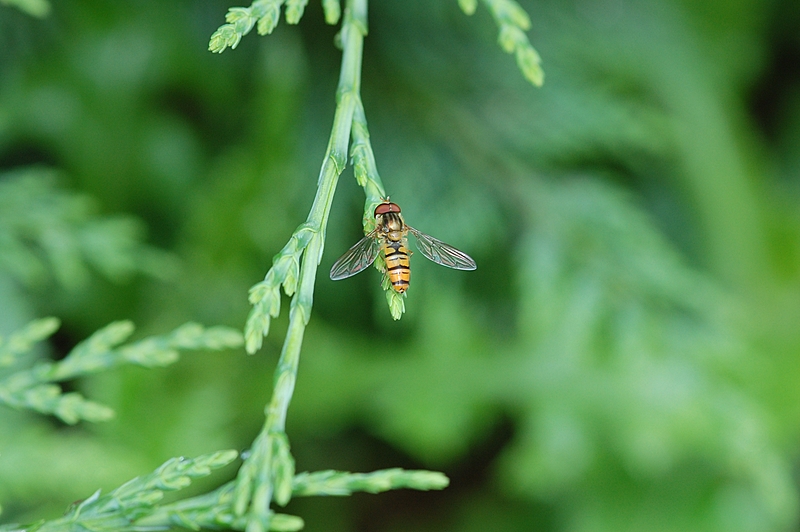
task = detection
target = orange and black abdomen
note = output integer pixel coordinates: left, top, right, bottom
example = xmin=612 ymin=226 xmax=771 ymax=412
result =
xmin=383 ymin=240 xmax=411 ymax=293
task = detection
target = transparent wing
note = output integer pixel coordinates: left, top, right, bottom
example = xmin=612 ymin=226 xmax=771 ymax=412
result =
xmin=329 ymin=231 xmax=382 ymax=280
xmin=408 ymin=226 xmax=477 ymax=270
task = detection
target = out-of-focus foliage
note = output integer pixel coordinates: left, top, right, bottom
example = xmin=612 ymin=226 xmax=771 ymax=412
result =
xmin=0 ymin=318 xmax=243 ymax=424
xmin=2 ymin=1 xmax=800 ymax=532
xmin=0 ymin=0 xmax=49 ymax=18
xmin=0 ymin=168 xmax=175 ymax=292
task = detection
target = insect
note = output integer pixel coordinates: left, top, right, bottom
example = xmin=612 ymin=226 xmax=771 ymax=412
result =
xmin=330 ymin=199 xmax=477 ymax=293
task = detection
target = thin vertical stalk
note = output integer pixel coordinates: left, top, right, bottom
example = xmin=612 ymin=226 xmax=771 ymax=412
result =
xmin=265 ymin=0 xmax=365 ymax=441
xmin=234 ymin=2 xmax=368 ymax=531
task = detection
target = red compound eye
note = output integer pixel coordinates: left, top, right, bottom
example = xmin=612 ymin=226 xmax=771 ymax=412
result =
xmin=374 ymin=202 xmax=402 ymax=215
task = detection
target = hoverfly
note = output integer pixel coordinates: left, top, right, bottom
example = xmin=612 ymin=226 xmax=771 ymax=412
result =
xmin=329 ymin=199 xmax=476 ymax=293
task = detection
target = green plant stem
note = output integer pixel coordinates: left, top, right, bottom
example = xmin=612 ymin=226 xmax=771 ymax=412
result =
xmin=351 ymin=97 xmax=386 ymax=212
xmin=265 ymin=0 xmax=364 ymax=447
xmin=234 ymin=2 xmax=367 ymax=531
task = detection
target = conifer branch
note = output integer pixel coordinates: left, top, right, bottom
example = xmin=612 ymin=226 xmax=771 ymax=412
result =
xmin=235 ymin=1 xmax=368 ymax=530
xmin=0 ymin=319 xmax=243 ymax=424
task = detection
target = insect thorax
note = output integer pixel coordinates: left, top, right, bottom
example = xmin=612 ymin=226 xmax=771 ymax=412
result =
xmin=378 ymin=212 xmax=406 ymax=241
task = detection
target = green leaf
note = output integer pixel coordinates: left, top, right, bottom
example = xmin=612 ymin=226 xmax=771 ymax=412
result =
xmin=1 ymin=0 xmax=50 ymax=18
xmin=53 ymin=392 xmax=115 ymax=424
xmin=209 ymin=24 xmax=243 ymax=52
xmin=293 ymin=469 xmax=450 ymax=496
xmin=285 ymin=0 xmax=308 ymax=24
xmin=256 ymin=0 xmax=282 ymax=35
xmin=321 ymin=0 xmax=340 ymax=24
xmin=515 ymin=44 xmax=543 ymax=86
xmin=271 ymin=434 xmax=295 ymax=506
xmin=385 ymin=289 xmax=405 ymax=320
xmin=497 ymin=23 xmax=521 ymax=53
xmin=0 ymin=317 xmax=59 ymax=367
xmin=458 ymin=0 xmax=478 ymax=16
xmin=470 ymin=0 xmax=543 ymax=86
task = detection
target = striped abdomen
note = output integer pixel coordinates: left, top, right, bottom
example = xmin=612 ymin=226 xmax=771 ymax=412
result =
xmin=383 ymin=239 xmax=411 ymax=293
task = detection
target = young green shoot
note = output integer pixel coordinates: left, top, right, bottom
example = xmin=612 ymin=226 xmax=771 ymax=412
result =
xmin=215 ymin=1 xmax=542 ymax=531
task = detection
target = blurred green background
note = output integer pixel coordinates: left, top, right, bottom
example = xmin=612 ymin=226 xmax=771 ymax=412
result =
xmin=2 ymin=0 xmax=800 ymax=531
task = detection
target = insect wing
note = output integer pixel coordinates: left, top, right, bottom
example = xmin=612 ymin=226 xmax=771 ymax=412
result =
xmin=408 ymin=226 xmax=477 ymax=270
xmin=330 ymin=231 xmax=382 ymax=280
